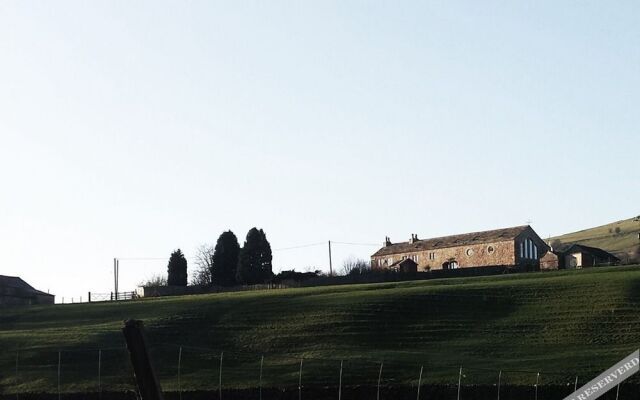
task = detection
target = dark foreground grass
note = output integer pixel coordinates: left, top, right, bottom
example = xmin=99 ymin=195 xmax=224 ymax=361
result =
xmin=0 ymin=266 xmax=639 ymax=394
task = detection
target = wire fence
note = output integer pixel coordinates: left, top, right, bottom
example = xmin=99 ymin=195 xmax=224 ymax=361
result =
xmin=1 ymin=345 xmax=638 ymax=399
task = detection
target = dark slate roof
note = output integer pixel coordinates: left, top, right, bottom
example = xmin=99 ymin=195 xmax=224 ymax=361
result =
xmin=0 ymin=275 xmax=54 ymax=298
xmin=389 ymin=258 xmax=418 ymax=267
xmin=563 ymin=244 xmax=621 ymax=261
xmin=372 ymin=225 xmax=530 ymax=257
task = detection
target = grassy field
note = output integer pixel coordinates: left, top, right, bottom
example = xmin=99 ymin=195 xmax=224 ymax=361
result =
xmin=1 ymin=266 xmax=639 ymax=394
xmin=550 ymin=216 xmax=640 ymax=262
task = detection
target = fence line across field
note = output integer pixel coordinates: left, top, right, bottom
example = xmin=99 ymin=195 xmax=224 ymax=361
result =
xmin=5 ymin=346 xmax=606 ymax=380
xmin=4 ymin=345 xmax=613 ymax=379
xmin=149 ymin=341 xmax=579 ymax=377
xmin=3 ymin=346 xmax=637 ymax=400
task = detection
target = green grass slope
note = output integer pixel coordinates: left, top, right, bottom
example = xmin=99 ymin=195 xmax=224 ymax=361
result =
xmin=550 ymin=216 xmax=640 ymax=263
xmin=1 ymin=266 xmax=639 ymax=393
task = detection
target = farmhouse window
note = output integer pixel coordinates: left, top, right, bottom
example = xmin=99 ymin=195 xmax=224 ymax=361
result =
xmin=521 ymin=238 xmax=538 ymax=259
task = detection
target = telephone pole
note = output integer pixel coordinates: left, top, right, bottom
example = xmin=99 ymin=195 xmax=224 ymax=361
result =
xmin=113 ymin=258 xmax=120 ymax=300
xmin=328 ymin=241 xmax=333 ymax=276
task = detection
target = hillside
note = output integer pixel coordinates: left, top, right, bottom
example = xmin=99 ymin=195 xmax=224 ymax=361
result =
xmin=550 ymin=216 xmax=640 ymax=263
xmin=0 ymin=266 xmax=639 ymax=395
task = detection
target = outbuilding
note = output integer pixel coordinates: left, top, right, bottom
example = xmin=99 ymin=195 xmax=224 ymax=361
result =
xmin=563 ymin=244 xmax=620 ymax=268
xmin=0 ymin=275 xmax=54 ymax=305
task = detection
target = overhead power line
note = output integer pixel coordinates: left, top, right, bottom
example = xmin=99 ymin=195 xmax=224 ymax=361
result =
xmin=272 ymin=242 xmax=326 ymax=252
xmin=114 ymin=240 xmax=379 ymax=261
xmin=331 ymin=241 xmax=379 ymax=247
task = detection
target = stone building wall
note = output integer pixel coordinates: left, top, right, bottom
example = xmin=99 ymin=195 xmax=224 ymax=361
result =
xmin=371 ymin=226 xmax=549 ymax=272
xmin=539 ymin=251 xmax=560 ymax=270
xmin=372 ymin=239 xmax=516 ymax=271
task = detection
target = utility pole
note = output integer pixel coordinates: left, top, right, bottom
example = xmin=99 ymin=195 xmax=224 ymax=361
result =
xmin=328 ymin=241 xmax=333 ymax=276
xmin=113 ymin=258 xmax=120 ymax=301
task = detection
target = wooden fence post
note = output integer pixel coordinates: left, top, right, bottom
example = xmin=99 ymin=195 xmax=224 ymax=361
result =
xmin=98 ymin=350 xmax=102 ymax=399
xmin=122 ymin=319 xmax=164 ymax=400
xmin=456 ymin=366 xmax=462 ymax=400
xmin=57 ymin=351 xmax=61 ymax=400
xmin=338 ymin=360 xmax=343 ymax=400
xmin=416 ymin=365 xmax=423 ymax=400
xmin=15 ymin=350 xmax=19 ymax=400
xmin=377 ymin=362 xmax=383 ymax=400
xmin=259 ymin=355 xmax=264 ymax=400
xmin=178 ymin=346 xmax=183 ymax=400
xmin=219 ymin=351 xmax=224 ymax=400
xmin=298 ymin=358 xmax=303 ymax=400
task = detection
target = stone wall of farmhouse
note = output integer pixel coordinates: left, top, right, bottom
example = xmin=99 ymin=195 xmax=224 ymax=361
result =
xmin=372 ymin=240 xmax=516 ymax=271
xmin=539 ymin=251 xmax=560 ymax=270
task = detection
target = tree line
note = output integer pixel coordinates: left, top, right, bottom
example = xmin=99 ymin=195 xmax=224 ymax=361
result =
xmin=166 ymin=228 xmax=273 ymax=287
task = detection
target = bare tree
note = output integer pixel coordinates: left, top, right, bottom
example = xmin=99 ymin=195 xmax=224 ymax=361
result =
xmin=549 ymin=239 xmax=562 ymax=250
xmin=190 ymin=244 xmax=214 ymax=286
xmin=139 ymin=274 xmax=167 ymax=288
xmin=341 ymin=257 xmax=370 ymax=276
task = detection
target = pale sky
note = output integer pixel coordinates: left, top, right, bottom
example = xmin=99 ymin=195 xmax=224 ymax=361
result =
xmin=1 ymin=1 xmax=638 ymax=302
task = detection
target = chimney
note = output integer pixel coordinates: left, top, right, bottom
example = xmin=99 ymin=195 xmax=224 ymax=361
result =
xmin=384 ymin=236 xmax=392 ymax=247
xmin=409 ymin=233 xmax=418 ymax=244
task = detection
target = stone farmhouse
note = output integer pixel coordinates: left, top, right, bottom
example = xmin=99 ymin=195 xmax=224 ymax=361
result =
xmin=371 ymin=225 xmax=549 ymax=272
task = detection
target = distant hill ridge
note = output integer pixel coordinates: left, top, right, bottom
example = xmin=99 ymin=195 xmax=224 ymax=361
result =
xmin=550 ymin=215 xmax=640 ymax=263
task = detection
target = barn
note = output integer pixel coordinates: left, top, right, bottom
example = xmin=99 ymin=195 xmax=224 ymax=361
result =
xmin=371 ymin=225 xmax=548 ymax=271
xmin=0 ymin=275 xmax=55 ymax=305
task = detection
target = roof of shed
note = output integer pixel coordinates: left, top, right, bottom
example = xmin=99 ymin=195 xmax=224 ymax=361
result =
xmin=389 ymin=258 xmax=419 ymax=267
xmin=563 ymin=244 xmax=621 ymax=261
xmin=0 ymin=275 xmax=54 ymax=297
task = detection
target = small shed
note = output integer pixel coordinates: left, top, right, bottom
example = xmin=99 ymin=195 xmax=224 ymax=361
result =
xmin=0 ymin=275 xmax=55 ymax=305
xmin=563 ymin=244 xmax=620 ymax=268
xmin=389 ymin=258 xmax=418 ymax=273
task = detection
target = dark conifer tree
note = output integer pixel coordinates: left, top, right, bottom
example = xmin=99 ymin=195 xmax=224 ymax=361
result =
xmin=167 ymin=249 xmax=188 ymax=286
xmin=237 ymin=228 xmax=273 ymax=284
xmin=257 ymin=228 xmax=273 ymax=281
xmin=211 ymin=230 xmax=241 ymax=286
